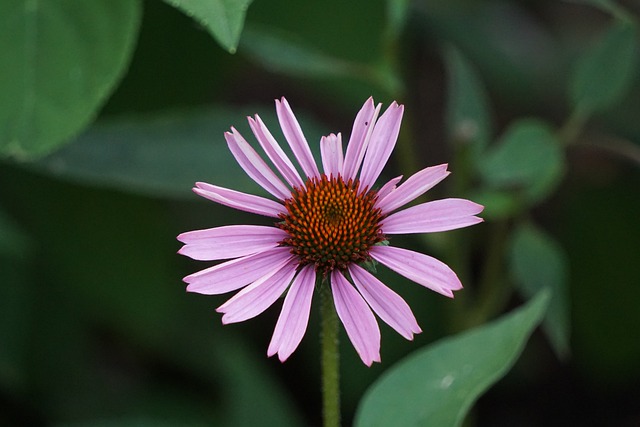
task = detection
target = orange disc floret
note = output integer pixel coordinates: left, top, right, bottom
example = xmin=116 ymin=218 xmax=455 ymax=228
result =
xmin=278 ymin=174 xmax=385 ymax=275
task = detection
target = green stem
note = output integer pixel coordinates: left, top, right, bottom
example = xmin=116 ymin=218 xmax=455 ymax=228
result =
xmin=321 ymin=284 xmax=340 ymax=427
xmin=464 ymin=220 xmax=512 ymax=329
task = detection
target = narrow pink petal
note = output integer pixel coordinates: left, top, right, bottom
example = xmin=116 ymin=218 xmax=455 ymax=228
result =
xmin=225 ymin=128 xmax=290 ymax=200
xmin=370 ymin=245 xmax=462 ymax=298
xmin=178 ymin=225 xmax=287 ymax=261
xmin=342 ymin=98 xmax=381 ymax=181
xmin=331 ymin=270 xmax=381 ymax=366
xmin=194 ymin=182 xmax=285 ymax=218
xmin=376 ymin=175 xmax=402 ymax=200
xmin=359 ymin=102 xmax=404 ymax=189
xmin=184 ymin=247 xmax=293 ymax=295
xmin=276 ymin=98 xmax=320 ymax=179
xmin=217 ymin=259 xmax=297 ymax=324
xmin=320 ymin=133 xmax=344 ymax=177
xmin=348 ymin=264 xmax=421 ymax=340
xmin=249 ymin=115 xmax=304 ymax=188
xmin=268 ymin=265 xmax=316 ymax=362
xmin=383 ymin=198 xmax=484 ymax=234
xmin=377 ymin=164 xmax=450 ymax=213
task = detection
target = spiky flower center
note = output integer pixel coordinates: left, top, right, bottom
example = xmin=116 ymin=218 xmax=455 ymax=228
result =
xmin=278 ymin=175 xmax=385 ymax=275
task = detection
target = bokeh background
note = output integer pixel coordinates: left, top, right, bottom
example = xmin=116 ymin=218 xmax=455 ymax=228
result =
xmin=1 ymin=0 xmax=639 ymax=426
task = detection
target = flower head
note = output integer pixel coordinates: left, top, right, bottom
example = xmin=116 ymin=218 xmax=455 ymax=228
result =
xmin=178 ymin=97 xmax=483 ymax=366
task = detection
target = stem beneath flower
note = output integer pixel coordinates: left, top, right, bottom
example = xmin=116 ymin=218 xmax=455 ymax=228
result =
xmin=321 ymin=284 xmax=340 ymax=427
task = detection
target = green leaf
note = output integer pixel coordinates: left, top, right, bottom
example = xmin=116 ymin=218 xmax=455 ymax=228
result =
xmin=0 ymin=0 xmax=141 ymax=159
xmin=27 ymin=106 xmax=328 ymax=199
xmin=510 ymin=223 xmax=570 ymax=359
xmin=566 ymin=0 xmax=634 ymax=21
xmin=468 ymin=189 xmax=520 ymax=220
xmin=240 ymin=25 xmax=369 ymax=79
xmin=384 ymin=0 xmax=411 ymax=40
xmin=354 ymin=290 xmax=550 ymax=427
xmin=479 ymin=119 xmax=564 ymax=203
xmin=444 ymin=47 xmax=492 ymax=155
xmin=570 ymin=21 xmax=639 ymax=116
xmin=28 ymin=108 xmax=250 ymax=199
xmin=161 ymin=0 xmax=252 ymax=53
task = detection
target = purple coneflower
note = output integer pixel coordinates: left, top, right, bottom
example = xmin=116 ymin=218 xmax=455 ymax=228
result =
xmin=178 ymin=97 xmax=483 ymax=366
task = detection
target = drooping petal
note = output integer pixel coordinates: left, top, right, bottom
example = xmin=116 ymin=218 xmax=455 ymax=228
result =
xmin=320 ymin=133 xmax=344 ymax=177
xmin=348 ymin=264 xmax=421 ymax=340
xmin=276 ymin=98 xmax=320 ymax=179
xmin=359 ymin=102 xmax=404 ymax=189
xmin=178 ymin=225 xmax=287 ymax=261
xmin=194 ymin=182 xmax=285 ymax=218
xmin=217 ymin=259 xmax=297 ymax=324
xmin=184 ymin=247 xmax=293 ymax=295
xmin=377 ymin=164 xmax=450 ymax=213
xmin=370 ymin=245 xmax=462 ymax=298
xmin=383 ymin=198 xmax=484 ymax=234
xmin=342 ymin=98 xmax=381 ymax=181
xmin=268 ymin=265 xmax=316 ymax=362
xmin=376 ymin=175 xmax=402 ymax=200
xmin=248 ymin=115 xmax=304 ymax=188
xmin=331 ymin=270 xmax=381 ymax=366
xmin=225 ymin=128 xmax=290 ymax=200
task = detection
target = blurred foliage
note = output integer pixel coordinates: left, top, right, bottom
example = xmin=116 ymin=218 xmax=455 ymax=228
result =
xmin=1 ymin=0 xmax=640 ymax=425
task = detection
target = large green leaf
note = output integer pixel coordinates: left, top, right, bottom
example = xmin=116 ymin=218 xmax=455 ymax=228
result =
xmin=479 ymin=119 xmax=564 ymax=203
xmin=570 ymin=20 xmax=639 ymax=116
xmin=29 ymin=108 xmax=250 ymax=199
xmin=444 ymin=47 xmax=492 ymax=155
xmin=510 ymin=223 xmax=570 ymax=359
xmin=27 ymin=106 xmax=328 ymax=199
xmin=161 ymin=0 xmax=252 ymax=53
xmin=354 ymin=290 xmax=549 ymax=427
xmin=0 ymin=0 xmax=141 ymax=158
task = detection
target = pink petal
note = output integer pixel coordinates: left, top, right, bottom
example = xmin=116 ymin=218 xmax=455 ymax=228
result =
xmin=383 ymin=198 xmax=484 ymax=234
xmin=178 ymin=225 xmax=287 ymax=261
xmin=248 ymin=115 xmax=304 ymax=188
xmin=342 ymin=98 xmax=381 ymax=182
xmin=370 ymin=245 xmax=462 ymax=298
xmin=320 ymin=133 xmax=344 ymax=177
xmin=217 ymin=259 xmax=297 ymax=324
xmin=359 ymin=102 xmax=404 ymax=189
xmin=331 ymin=270 xmax=381 ymax=366
xmin=348 ymin=264 xmax=421 ymax=340
xmin=376 ymin=175 xmax=402 ymax=200
xmin=184 ymin=247 xmax=293 ymax=295
xmin=377 ymin=164 xmax=450 ymax=214
xmin=194 ymin=182 xmax=285 ymax=218
xmin=276 ymin=98 xmax=320 ymax=179
xmin=225 ymin=128 xmax=290 ymax=200
xmin=268 ymin=265 xmax=316 ymax=362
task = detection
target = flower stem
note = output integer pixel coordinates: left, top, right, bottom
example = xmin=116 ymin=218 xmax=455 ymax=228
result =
xmin=321 ymin=284 xmax=340 ymax=427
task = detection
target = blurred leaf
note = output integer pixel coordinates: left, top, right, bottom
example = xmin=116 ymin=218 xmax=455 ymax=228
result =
xmin=468 ymin=189 xmax=519 ymax=220
xmin=354 ymin=289 xmax=549 ymax=427
xmin=415 ymin=1 xmax=561 ymax=105
xmin=161 ymin=0 xmax=252 ymax=53
xmin=385 ymin=0 xmax=410 ymax=40
xmin=570 ymin=21 xmax=639 ymax=116
xmin=26 ymin=105 xmax=330 ymax=199
xmin=240 ymin=25 xmax=370 ymax=80
xmin=566 ymin=0 xmax=634 ymax=21
xmin=479 ymin=119 xmax=564 ymax=203
xmin=0 ymin=208 xmax=31 ymax=259
xmin=29 ymin=108 xmax=249 ymax=199
xmin=444 ymin=47 xmax=492 ymax=155
xmin=510 ymin=222 xmax=570 ymax=359
xmin=0 ymin=0 xmax=141 ymax=159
